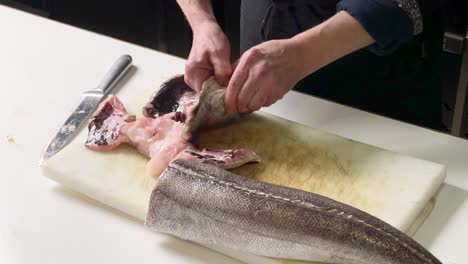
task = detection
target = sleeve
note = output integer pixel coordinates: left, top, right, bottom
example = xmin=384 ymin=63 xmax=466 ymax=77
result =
xmin=336 ymin=0 xmax=423 ymax=55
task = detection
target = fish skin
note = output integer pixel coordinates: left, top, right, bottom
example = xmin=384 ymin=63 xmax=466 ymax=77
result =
xmin=142 ymin=74 xmax=240 ymax=140
xmin=145 ymin=159 xmax=442 ymax=264
xmin=183 ymin=76 xmax=240 ymax=140
xmin=142 ymin=75 xmax=193 ymax=118
xmin=175 ymin=147 xmax=261 ymax=169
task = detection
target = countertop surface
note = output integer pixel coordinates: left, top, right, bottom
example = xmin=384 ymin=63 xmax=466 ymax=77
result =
xmin=1 ymin=5 xmax=467 ymax=264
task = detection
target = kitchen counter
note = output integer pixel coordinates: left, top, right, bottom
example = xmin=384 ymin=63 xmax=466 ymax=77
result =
xmin=1 ymin=5 xmax=467 ymax=264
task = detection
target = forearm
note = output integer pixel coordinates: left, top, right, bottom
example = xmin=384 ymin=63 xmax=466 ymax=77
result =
xmin=290 ymin=11 xmax=375 ymax=79
xmin=176 ymin=0 xmax=217 ymax=31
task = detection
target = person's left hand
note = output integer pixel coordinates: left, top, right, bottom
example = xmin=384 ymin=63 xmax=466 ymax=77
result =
xmin=224 ymin=39 xmax=305 ymax=113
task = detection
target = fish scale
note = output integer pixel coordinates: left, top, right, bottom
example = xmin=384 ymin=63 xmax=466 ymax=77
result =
xmin=146 ymin=159 xmax=443 ymax=264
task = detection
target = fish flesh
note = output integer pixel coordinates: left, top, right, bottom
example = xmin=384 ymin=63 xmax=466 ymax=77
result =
xmin=146 ymin=159 xmax=443 ymax=264
xmin=143 ymin=75 xmax=240 ymax=140
xmin=85 ymin=75 xmax=260 ymax=175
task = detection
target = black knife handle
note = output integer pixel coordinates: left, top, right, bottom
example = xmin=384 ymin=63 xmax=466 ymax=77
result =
xmin=96 ymin=54 xmax=132 ymax=94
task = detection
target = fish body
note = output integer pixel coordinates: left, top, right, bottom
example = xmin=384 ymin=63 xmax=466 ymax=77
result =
xmin=143 ymin=75 xmax=239 ymax=140
xmin=183 ymin=76 xmax=240 ymax=140
xmin=142 ymin=74 xmax=194 ymax=118
xmin=85 ymin=76 xmax=259 ymax=175
xmin=146 ymin=159 xmax=443 ymax=264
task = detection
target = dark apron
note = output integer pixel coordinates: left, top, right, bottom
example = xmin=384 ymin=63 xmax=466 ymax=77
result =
xmin=240 ymin=0 xmax=443 ymax=130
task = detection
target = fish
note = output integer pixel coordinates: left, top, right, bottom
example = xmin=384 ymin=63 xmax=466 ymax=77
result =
xmin=145 ymin=159 xmax=443 ymax=264
xmin=85 ymin=75 xmax=260 ymax=175
xmin=142 ymin=74 xmax=196 ymax=118
xmin=143 ymin=75 xmax=240 ymax=140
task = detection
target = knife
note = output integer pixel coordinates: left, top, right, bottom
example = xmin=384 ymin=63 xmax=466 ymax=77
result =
xmin=41 ymin=54 xmax=133 ymax=163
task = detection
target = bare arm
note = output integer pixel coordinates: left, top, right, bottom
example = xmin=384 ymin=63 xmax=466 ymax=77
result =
xmin=176 ymin=0 xmax=232 ymax=91
xmin=291 ymin=11 xmax=375 ymax=80
xmin=225 ymin=11 xmax=375 ymax=112
xmin=176 ymin=0 xmax=216 ymax=31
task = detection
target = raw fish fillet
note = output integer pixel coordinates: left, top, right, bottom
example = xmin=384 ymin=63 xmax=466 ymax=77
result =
xmin=85 ymin=76 xmax=260 ymax=175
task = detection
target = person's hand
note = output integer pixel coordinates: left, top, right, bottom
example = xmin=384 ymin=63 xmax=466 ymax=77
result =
xmin=224 ymin=39 xmax=306 ymax=113
xmin=185 ymin=21 xmax=232 ymax=92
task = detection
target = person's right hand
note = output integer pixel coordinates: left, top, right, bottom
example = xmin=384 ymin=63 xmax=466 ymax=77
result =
xmin=185 ymin=21 xmax=232 ymax=92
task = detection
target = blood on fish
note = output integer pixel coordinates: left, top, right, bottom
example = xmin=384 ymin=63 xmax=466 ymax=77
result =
xmin=85 ymin=95 xmax=128 ymax=151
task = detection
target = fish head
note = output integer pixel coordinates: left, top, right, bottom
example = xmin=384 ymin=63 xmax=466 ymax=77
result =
xmin=142 ymin=75 xmax=195 ymax=118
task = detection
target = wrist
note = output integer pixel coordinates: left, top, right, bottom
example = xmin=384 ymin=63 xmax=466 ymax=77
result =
xmin=287 ymin=33 xmax=327 ymax=80
xmin=176 ymin=0 xmax=218 ymax=34
xmin=191 ymin=20 xmax=223 ymax=37
xmin=191 ymin=18 xmax=218 ymax=33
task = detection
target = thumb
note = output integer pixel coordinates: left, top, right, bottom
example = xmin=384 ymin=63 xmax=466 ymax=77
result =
xmin=211 ymin=56 xmax=232 ymax=87
xmin=231 ymin=59 xmax=240 ymax=71
xmin=188 ymin=69 xmax=211 ymax=93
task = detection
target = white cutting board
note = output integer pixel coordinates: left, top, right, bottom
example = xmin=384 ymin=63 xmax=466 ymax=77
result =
xmin=41 ymin=77 xmax=446 ymax=264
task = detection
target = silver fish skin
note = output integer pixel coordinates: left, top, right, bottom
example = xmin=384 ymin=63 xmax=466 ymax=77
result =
xmin=145 ymin=159 xmax=442 ymax=264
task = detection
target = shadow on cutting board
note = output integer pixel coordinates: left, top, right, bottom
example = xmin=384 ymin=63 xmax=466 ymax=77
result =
xmin=52 ymin=185 xmax=142 ymax=225
xmin=52 ymin=185 xmax=243 ymax=263
xmin=160 ymin=238 xmax=243 ymax=264
xmin=414 ymin=183 xmax=468 ymax=247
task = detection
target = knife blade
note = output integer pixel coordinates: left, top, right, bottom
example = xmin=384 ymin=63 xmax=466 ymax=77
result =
xmin=41 ymin=54 xmax=132 ymax=162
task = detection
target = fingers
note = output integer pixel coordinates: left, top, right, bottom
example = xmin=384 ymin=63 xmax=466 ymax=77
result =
xmin=264 ymin=97 xmax=275 ymax=107
xmin=264 ymin=93 xmax=278 ymax=107
xmin=236 ymin=76 xmax=258 ymax=112
xmin=185 ymin=61 xmax=211 ymax=93
xmin=231 ymin=74 xmax=279 ymax=112
xmin=211 ymin=55 xmax=232 ymax=87
xmin=225 ymin=60 xmax=249 ymax=112
xmin=246 ymin=85 xmax=269 ymax=111
xmin=231 ymin=59 xmax=240 ymax=71
xmin=185 ymin=43 xmax=231 ymax=92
